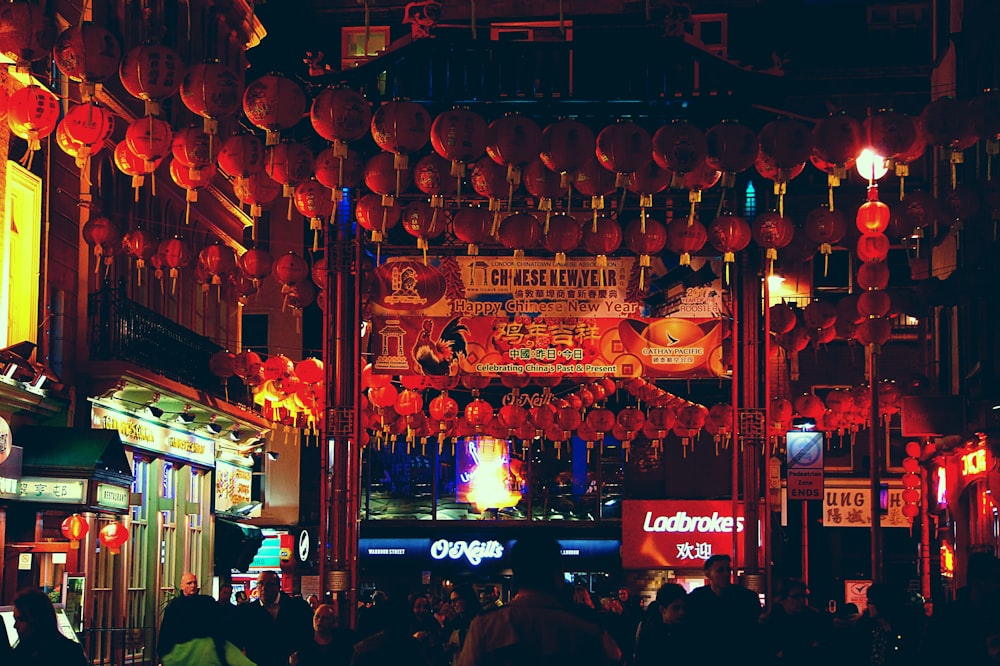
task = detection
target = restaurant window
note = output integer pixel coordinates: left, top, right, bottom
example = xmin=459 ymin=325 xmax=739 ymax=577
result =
xmin=1 ymin=161 xmax=42 ymax=350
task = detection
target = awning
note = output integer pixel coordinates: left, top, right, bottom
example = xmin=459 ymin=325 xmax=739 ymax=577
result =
xmin=215 ymin=518 xmax=264 ymax=574
xmin=18 ymin=426 xmax=133 ymax=489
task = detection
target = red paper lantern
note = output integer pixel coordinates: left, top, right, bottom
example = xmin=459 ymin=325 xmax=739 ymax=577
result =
xmin=160 ymin=236 xmax=193 ymax=282
xmin=61 ymin=514 xmax=89 ymax=547
xmin=540 ymin=119 xmax=596 ymax=177
xmin=573 ymin=157 xmax=618 ymax=197
xmin=354 ymin=193 xmax=401 ymax=235
xmin=180 ymin=62 xmax=243 ymax=134
xmin=60 ymin=101 xmax=115 ymax=158
xmin=857 ymin=291 xmax=891 ymax=318
xmin=239 ymin=249 xmax=274 ymax=284
xmin=429 ymin=394 xmax=459 ymax=422
xmin=543 ymin=212 xmax=583 ymax=262
xmin=616 ymin=407 xmax=646 ymax=433
xmin=770 ymin=303 xmax=798 ymax=334
xmin=169 ymin=158 xmax=217 ymax=200
xmin=125 ymin=116 xmax=173 ymax=171
xmin=856 ymin=199 xmax=891 ymax=234
xmin=803 ymin=206 xmax=846 ymax=256
xmin=523 ymin=157 xmax=563 ymax=201
xmin=857 ymin=262 xmax=890 ymax=290
xmin=707 ymin=212 xmax=752 ymax=263
xmin=234 ymin=172 xmax=282 ymax=219
xmin=754 ymin=153 xmax=805 ymax=185
xmin=413 ymin=153 xmax=457 ymax=196
xmin=486 ymin=113 xmax=542 ymax=170
xmin=310 ymin=86 xmax=371 ymax=145
xmin=371 ymin=99 xmax=432 ymax=165
xmin=451 ymin=208 xmax=492 ymax=255
xmin=53 ymin=23 xmax=121 ymax=95
xmin=794 ymin=393 xmax=825 ymax=419
xmin=233 ymin=350 xmax=263 ymax=379
xmin=498 ymin=404 xmax=529 ymax=430
xmin=402 ymin=200 xmax=447 ymax=259
xmin=315 ymin=147 xmax=364 ymax=191
xmin=120 ymin=44 xmax=185 ymax=116
xmin=595 ymin=120 xmax=653 ymax=184
xmin=394 ymin=389 xmax=423 ymax=417
xmin=465 ymin=398 xmax=494 ymax=427
xmin=705 ymin=120 xmax=759 ymax=177
xmin=652 ymin=120 xmax=708 ymax=175
xmin=199 ymin=244 xmax=237 ymax=285
xmin=920 ymin=97 xmax=977 ymax=150
xmin=583 ymin=215 xmax=623 ymax=265
xmin=469 ymin=156 xmax=510 ymax=200
xmin=430 ymin=107 xmax=488 ymax=167
xmin=243 ymin=74 xmax=307 ymax=146
xmin=367 ymin=384 xmax=398 ymax=409
xmin=8 ymin=85 xmax=59 ymax=151
xmin=665 ymin=218 xmax=708 ymax=266
xmin=751 ymin=211 xmax=795 ymax=261
xmin=856 ymin=233 xmax=891 ymax=263
xmin=218 ymin=134 xmax=266 ymax=182
xmin=626 ymin=162 xmax=673 ymax=196
xmin=854 ymin=317 xmax=892 ymax=346
xmin=586 ymin=407 xmax=616 ymax=433
xmin=122 ymin=228 xmax=159 ymax=281
xmin=497 ymin=212 xmax=542 ymax=252
xmin=836 ymin=294 xmax=864 ymax=325
xmin=758 ymin=118 xmax=813 ymax=169
xmin=266 ymin=142 xmax=316 ymax=197
xmin=171 ymin=126 xmax=216 ymax=172
xmin=812 ymin=112 xmax=864 ymax=167
xmin=272 ymin=252 xmax=309 ymax=287
xmin=364 ymin=151 xmax=410 ymax=196
xmin=293 ymin=181 xmax=335 ymax=222
xmin=803 ymin=301 xmax=837 ymax=329
xmin=83 ymin=216 xmax=120 ymax=266
xmin=0 ymin=2 xmax=55 ymax=71
xmin=99 ymin=522 xmax=130 ymax=555
xmin=625 ymin=217 xmax=668 ymax=256
xmin=866 ymin=109 xmax=919 ymax=160
xmin=209 ymin=350 xmax=236 ymax=379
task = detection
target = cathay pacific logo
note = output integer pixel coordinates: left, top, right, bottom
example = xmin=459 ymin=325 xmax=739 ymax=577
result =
xmin=643 ymin=511 xmax=744 ymax=533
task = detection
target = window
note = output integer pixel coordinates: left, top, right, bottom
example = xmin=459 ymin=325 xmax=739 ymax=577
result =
xmin=490 ymin=21 xmax=573 ymax=42
xmin=685 ymin=14 xmax=727 ymax=57
xmin=341 ymin=26 xmax=390 ymax=69
xmin=2 ymin=161 xmax=41 ymax=349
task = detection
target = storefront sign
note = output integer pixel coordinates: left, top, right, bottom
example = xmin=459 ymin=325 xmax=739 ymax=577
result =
xmin=960 ymin=448 xmax=987 ymax=478
xmin=215 ymin=460 xmax=255 ymax=515
xmin=0 ymin=416 xmax=11 ymax=465
xmin=371 ymin=315 xmax=725 ymax=378
xmin=0 ymin=445 xmax=22 ymax=500
xmin=430 ymin=539 xmax=504 ymax=566
xmin=822 ymin=481 xmax=909 ymax=528
xmin=19 ymin=476 xmax=87 ymax=504
xmin=91 ymin=402 xmax=216 ymax=468
xmin=359 ymin=537 xmax=621 ymax=571
xmin=96 ymin=483 xmax=129 ymax=510
xmin=622 ymin=500 xmax=749 ymax=569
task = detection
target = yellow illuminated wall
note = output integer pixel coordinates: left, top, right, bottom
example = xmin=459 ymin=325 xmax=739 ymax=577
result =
xmin=2 ymin=161 xmax=41 ymax=349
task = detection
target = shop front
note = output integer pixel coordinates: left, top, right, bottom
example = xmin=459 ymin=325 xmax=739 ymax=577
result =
xmin=359 ymin=524 xmax=622 ymax=603
xmin=3 ymin=426 xmax=132 ymax=639
xmin=938 ymin=433 xmax=999 ymax=591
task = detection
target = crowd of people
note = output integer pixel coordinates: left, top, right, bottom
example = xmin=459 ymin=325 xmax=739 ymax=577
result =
xmin=1 ymin=546 xmax=997 ymax=665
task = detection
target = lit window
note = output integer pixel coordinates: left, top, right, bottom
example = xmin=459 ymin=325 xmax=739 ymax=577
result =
xmin=342 ymin=26 xmax=390 ymax=68
xmin=1 ymin=162 xmax=41 ymax=349
xmin=744 ymin=181 xmax=756 ymax=221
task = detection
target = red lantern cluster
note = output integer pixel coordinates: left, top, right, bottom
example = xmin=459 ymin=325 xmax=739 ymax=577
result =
xmin=854 ymin=187 xmax=893 ymax=347
xmin=901 ymin=441 xmax=922 ymax=519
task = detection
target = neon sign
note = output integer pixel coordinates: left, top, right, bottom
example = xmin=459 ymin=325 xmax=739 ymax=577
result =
xmin=961 ymin=448 xmax=987 ymax=478
xmin=430 ymin=539 xmax=504 ymax=566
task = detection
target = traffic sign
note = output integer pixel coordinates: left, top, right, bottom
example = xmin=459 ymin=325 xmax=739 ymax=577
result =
xmin=787 ymin=431 xmax=824 ymax=469
xmin=788 ymin=468 xmax=823 ymax=500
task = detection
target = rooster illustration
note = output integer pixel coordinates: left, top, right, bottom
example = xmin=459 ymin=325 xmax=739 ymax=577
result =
xmin=413 ymin=317 xmax=469 ymax=376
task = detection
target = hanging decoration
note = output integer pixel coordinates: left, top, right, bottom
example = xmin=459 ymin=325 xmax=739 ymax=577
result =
xmin=53 ymin=22 xmax=121 ymax=101
xmin=120 ymin=44 xmax=185 ymax=117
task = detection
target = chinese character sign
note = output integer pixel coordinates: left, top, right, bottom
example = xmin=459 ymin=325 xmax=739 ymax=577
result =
xmin=622 ymin=500 xmax=752 ymax=569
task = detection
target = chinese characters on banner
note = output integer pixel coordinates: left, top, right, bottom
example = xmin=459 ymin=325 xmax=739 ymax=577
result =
xmin=369 ymin=257 xmax=728 ymax=378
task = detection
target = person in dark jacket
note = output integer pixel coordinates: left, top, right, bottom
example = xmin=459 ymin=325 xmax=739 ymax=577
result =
xmin=685 ymin=554 xmax=763 ymax=664
xmin=633 ymin=583 xmax=696 ymax=666
xmin=9 ymin=588 xmax=87 ymax=666
xmin=235 ymin=570 xmax=314 ymax=666
xmin=292 ymin=603 xmax=357 ymax=666
xmin=759 ymin=578 xmax=833 ymax=665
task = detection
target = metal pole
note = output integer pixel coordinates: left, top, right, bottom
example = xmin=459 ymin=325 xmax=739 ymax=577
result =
xmin=731 ymin=266 xmax=740 ymax=570
xmin=801 ymin=501 xmax=809 ymax=583
xmin=868 ymin=343 xmax=883 ymax=584
xmin=919 ymin=463 xmax=932 ymax=601
xmin=762 ymin=266 xmax=772 ymax=600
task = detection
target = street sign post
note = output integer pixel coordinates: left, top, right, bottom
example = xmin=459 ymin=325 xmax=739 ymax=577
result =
xmin=787 ymin=430 xmax=824 ymax=501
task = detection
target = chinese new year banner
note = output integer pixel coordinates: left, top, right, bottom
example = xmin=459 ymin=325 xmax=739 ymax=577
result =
xmin=368 ymin=256 xmax=728 ymax=377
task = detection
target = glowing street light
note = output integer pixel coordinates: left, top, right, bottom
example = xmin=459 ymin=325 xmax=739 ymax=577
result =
xmin=855 ymin=147 xmax=888 ymax=184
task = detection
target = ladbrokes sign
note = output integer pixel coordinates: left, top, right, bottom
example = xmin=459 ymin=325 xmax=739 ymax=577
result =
xmin=622 ymin=500 xmax=753 ymax=569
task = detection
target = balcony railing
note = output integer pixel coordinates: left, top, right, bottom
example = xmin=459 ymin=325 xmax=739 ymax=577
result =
xmin=87 ymin=283 xmax=249 ymax=406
